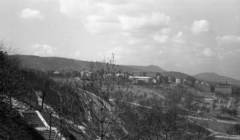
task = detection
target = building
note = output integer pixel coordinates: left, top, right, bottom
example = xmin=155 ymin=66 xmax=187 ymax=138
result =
xmin=201 ymin=83 xmax=211 ymax=92
xmin=175 ymin=77 xmax=183 ymax=84
xmin=53 ymin=71 xmax=59 ymax=75
xmin=194 ymin=81 xmax=211 ymax=92
xmin=132 ymin=76 xmax=153 ymax=84
xmin=133 ymin=72 xmax=161 ymax=77
xmin=116 ymin=73 xmax=124 ymax=77
xmin=133 ymin=71 xmax=144 ymax=76
xmin=183 ymin=79 xmax=187 ymax=85
xmin=167 ymin=76 xmax=175 ymax=83
xmin=144 ymin=72 xmax=161 ymax=78
xmin=80 ymin=71 xmax=92 ymax=80
xmin=215 ymin=84 xmax=232 ymax=95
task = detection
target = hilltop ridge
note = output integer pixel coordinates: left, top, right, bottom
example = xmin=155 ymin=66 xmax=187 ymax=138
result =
xmin=12 ymin=55 xmax=165 ymax=73
xmin=12 ymin=55 xmax=240 ymax=86
xmin=194 ymin=72 xmax=240 ymax=86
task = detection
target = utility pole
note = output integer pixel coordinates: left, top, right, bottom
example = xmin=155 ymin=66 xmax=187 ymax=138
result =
xmin=49 ymin=112 xmax=52 ymax=140
xmin=46 ymin=107 xmax=53 ymax=140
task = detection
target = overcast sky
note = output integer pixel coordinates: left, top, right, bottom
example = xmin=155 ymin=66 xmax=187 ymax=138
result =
xmin=1 ymin=0 xmax=240 ymax=79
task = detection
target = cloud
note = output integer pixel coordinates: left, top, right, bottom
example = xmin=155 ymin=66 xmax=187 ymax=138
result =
xmin=191 ymin=19 xmax=209 ymax=34
xmin=98 ymin=47 xmax=133 ymax=59
xmin=84 ymin=22 xmax=120 ymax=34
xmin=154 ymin=35 xmax=169 ymax=43
xmin=216 ymin=51 xmax=234 ymax=60
xmin=20 ymin=8 xmax=44 ymax=19
xmin=202 ymin=48 xmax=215 ymax=57
xmin=216 ymin=35 xmax=240 ymax=45
xmin=59 ymin=0 xmax=116 ymax=18
xmin=176 ymin=32 xmax=183 ymax=38
xmin=128 ymin=39 xmax=143 ymax=45
xmin=235 ymin=15 xmax=240 ymax=23
xmin=58 ymin=0 xmax=170 ymax=33
xmin=161 ymin=28 xmax=171 ymax=34
xmin=119 ymin=13 xmax=170 ymax=31
xmin=172 ymin=31 xmax=185 ymax=44
xmin=57 ymin=0 xmax=172 ymax=56
xmin=31 ymin=44 xmax=57 ymax=56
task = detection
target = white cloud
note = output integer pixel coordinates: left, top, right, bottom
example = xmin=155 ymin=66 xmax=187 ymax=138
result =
xmin=20 ymin=8 xmax=44 ymax=19
xmin=84 ymin=22 xmax=120 ymax=34
xmin=31 ymin=44 xmax=57 ymax=56
xmin=161 ymin=28 xmax=171 ymax=34
xmin=58 ymin=0 xmax=171 ymax=42
xmin=58 ymin=0 xmax=124 ymax=34
xmin=154 ymin=35 xmax=169 ymax=43
xmin=119 ymin=13 xmax=170 ymax=31
xmin=216 ymin=51 xmax=234 ymax=60
xmin=59 ymin=0 xmax=115 ymax=18
xmin=75 ymin=51 xmax=80 ymax=57
xmin=202 ymin=48 xmax=215 ymax=57
xmin=216 ymin=35 xmax=240 ymax=45
xmin=191 ymin=19 xmax=209 ymax=34
xmin=176 ymin=32 xmax=183 ymax=38
xmin=26 ymin=0 xmax=55 ymax=2
xmin=128 ymin=39 xmax=142 ymax=45
xmin=98 ymin=47 xmax=133 ymax=59
xmin=172 ymin=31 xmax=185 ymax=44
xmin=157 ymin=50 xmax=163 ymax=55
xmin=235 ymin=15 xmax=240 ymax=23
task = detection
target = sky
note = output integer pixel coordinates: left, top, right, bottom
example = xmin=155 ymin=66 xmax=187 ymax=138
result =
xmin=1 ymin=0 xmax=240 ymax=79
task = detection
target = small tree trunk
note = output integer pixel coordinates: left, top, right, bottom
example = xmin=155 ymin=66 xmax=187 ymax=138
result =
xmin=41 ymin=91 xmax=45 ymax=109
xmin=9 ymin=92 xmax=12 ymax=110
xmin=49 ymin=113 xmax=52 ymax=140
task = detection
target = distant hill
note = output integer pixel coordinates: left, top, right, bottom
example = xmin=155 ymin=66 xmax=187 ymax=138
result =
xmin=126 ymin=65 xmax=165 ymax=73
xmin=194 ymin=72 xmax=240 ymax=86
xmin=13 ymin=55 xmax=90 ymax=72
xmin=161 ymin=71 xmax=191 ymax=79
xmin=12 ymin=55 xmax=165 ymax=73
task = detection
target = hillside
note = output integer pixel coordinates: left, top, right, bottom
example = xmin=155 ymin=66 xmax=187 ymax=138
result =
xmin=13 ymin=55 xmax=90 ymax=72
xmin=194 ymin=72 xmax=240 ymax=86
xmin=126 ymin=65 xmax=165 ymax=73
xmin=161 ymin=71 xmax=191 ymax=79
xmin=13 ymin=55 xmax=165 ymax=73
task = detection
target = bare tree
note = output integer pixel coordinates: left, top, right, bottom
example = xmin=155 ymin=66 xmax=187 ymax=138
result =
xmin=45 ymin=55 xmax=133 ymax=140
xmin=0 ymin=42 xmax=25 ymax=110
xmin=0 ymin=41 xmax=45 ymax=140
xmin=29 ymin=54 xmax=214 ymax=140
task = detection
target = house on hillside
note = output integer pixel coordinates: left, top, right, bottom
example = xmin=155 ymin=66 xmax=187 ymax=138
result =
xmin=183 ymin=79 xmax=187 ymax=85
xmin=175 ymin=77 xmax=183 ymax=84
xmin=53 ymin=71 xmax=59 ymax=75
xmin=167 ymin=76 xmax=175 ymax=83
xmin=132 ymin=76 xmax=153 ymax=85
xmin=80 ymin=71 xmax=92 ymax=80
xmin=133 ymin=71 xmax=144 ymax=76
xmin=144 ymin=72 xmax=161 ymax=78
xmin=116 ymin=73 xmax=124 ymax=77
xmin=194 ymin=81 xmax=211 ymax=92
xmin=215 ymin=84 xmax=232 ymax=95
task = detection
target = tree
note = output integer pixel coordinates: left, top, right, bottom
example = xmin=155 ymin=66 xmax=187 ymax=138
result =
xmin=119 ymin=88 xmax=214 ymax=140
xmin=220 ymin=105 xmax=227 ymax=115
xmin=0 ymin=42 xmax=26 ymax=110
xmin=46 ymin=55 xmax=134 ymax=140
xmin=227 ymin=124 xmax=240 ymax=135
xmin=27 ymin=54 xmax=214 ymax=140
xmin=231 ymin=109 xmax=238 ymax=117
xmin=212 ymin=100 xmax=217 ymax=110
xmin=0 ymin=41 xmax=45 ymax=140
